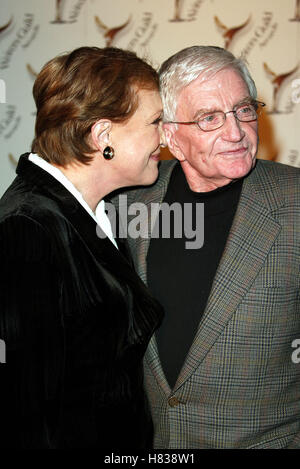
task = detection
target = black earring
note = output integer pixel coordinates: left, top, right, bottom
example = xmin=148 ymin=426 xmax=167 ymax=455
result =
xmin=103 ymin=146 xmax=114 ymax=160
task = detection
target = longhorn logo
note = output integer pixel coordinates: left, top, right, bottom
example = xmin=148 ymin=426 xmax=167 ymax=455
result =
xmin=214 ymin=15 xmax=251 ymax=50
xmin=0 ymin=16 xmax=13 ymax=34
xmin=50 ymin=0 xmax=67 ymax=24
xmin=26 ymin=64 xmax=38 ymax=79
xmin=95 ymin=16 xmax=131 ymax=46
xmin=169 ymin=0 xmax=186 ymax=22
xmin=8 ymin=153 xmax=18 ymax=166
xmin=290 ymin=0 xmax=300 ymax=21
xmin=263 ymin=62 xmax=299 ymax=113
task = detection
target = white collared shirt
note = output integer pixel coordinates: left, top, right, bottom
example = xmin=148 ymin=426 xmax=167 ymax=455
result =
xmin=28 ymin=153 xmax=118 ymax=249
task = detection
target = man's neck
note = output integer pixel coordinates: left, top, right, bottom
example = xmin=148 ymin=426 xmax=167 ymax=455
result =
xmin=180 ymin=160 xmax=234 ymax=193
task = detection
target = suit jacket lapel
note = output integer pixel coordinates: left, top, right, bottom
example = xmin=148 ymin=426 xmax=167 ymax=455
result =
xmin=125 ymin=160 xmax=177 ymax=284
xmin=128 ymin=160 xmax=176 ymax=393
xmin=174 ymin=161 xmax=283 ymax=390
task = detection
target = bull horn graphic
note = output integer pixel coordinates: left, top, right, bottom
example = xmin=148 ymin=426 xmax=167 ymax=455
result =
xmin=214 ymin=15 xmax=251 ymax=50
xmin=50 ymin=0 xmax=67 ymax=24
xmin=263 ymin=62 xmax=299 ymax=113
xmin=0 ymin=17 xmax=13 ymax=34
xmin=290 ymin=0 xmax=300 ymax=21
xmin=169 ymin=0 xmax=185 ymax=22
xmin=8 ymin=153 xmax=18 ymax=166
xmin=26 ymin=64 xmax=38 ymax=79
xmin=95 ymin=15 xmax=131 ymax=46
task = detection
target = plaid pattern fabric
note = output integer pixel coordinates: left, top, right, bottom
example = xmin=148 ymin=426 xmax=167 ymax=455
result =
xmin=113 ymin=159 xmax=300 ymax=449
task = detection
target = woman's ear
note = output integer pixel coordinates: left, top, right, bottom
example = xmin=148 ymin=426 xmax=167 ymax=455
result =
xmin=90 ymin=120 xmax=112 ymax=151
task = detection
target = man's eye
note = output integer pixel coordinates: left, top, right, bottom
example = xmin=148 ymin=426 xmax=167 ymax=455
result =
xmin=201 ymin=113 xmax=218 ymax=123
xmin=238 ymin=105 xmax=254 ymax=114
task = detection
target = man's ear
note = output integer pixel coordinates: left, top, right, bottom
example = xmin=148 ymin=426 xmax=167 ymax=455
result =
xmin=163 ymin=124 xmax=186 ymax=162
xmin=90 ymin=120 xmax=112 ymax=151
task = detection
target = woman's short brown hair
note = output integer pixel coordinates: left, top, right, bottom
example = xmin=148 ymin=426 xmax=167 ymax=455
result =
xmin=31 ymin=47 xmax=159 ymax=166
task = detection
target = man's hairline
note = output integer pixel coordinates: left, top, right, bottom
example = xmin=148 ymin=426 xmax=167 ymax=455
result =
xmin=161 ymin=66 xmax=252 ymax=122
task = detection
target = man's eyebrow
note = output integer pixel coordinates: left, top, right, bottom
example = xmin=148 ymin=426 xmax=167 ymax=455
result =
xmin=192 ymin=97 xmax=253 ymax=120
xmin=234 ymin=96 xmax=254 ymax=107
xmin=193 ymin=107 xmax=219 ymax=120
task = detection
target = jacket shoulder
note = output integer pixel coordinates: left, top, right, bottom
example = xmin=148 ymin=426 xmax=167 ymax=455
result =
xmin=0 ymin=181 xmax=64 ymax=262
xmin=0 ymin=176 xmax=70 ymax=230
xmin=255 ymin=159 xmax=300 ymax=196
xmin=256 ymin=158 xmax=300 ymax=180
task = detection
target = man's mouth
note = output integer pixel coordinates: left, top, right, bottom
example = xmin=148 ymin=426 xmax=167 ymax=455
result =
xmin=219 ymin=147 xmax=248 ymax=157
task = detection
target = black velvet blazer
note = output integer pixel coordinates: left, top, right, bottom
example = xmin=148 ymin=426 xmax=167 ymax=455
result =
xmin=0 ymin=153 xmax=163 ymax=449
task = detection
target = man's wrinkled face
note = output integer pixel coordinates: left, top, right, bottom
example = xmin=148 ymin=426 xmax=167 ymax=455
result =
xmin=164 ymin=68 xmax=259 ymax=191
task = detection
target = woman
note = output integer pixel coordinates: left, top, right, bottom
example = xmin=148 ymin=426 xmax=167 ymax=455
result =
xmin=0 ymin=47 xmax=164 ymax=448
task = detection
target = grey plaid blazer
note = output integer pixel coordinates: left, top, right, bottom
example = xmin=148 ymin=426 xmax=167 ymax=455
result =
xmin=113 ymin=158 xmax=300 ymax=449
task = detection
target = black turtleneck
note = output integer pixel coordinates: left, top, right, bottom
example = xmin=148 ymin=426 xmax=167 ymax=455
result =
xmin=147 ymin=162 xmax=244 ymax=389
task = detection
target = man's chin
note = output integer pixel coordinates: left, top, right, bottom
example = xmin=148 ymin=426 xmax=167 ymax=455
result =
xmin=224 ymin=156 xmax=256 ymax=180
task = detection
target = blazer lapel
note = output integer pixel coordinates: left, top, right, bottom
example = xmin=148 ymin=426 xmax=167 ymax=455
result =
xmin=174 ymin=161 xmax=283 ymax=391
xmin=129 ymin=160 xmax=176 ymax=393
xmin=124 ymin=160 xmax=177 ymax=284
xmin=145 ymin=334 xmax=172 ymax=395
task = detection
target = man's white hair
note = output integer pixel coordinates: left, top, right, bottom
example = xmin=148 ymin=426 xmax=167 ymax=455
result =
xmin=159 ymin=45 xmax=257 ymax=121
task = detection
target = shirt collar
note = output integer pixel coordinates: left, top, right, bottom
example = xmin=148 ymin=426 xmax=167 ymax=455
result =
xmin=28 ymin=153 xmax=118 ymax=249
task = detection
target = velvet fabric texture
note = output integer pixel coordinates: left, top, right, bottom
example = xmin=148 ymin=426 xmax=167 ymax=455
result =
xmin=0 ymin=153 xmax=163 ymax=449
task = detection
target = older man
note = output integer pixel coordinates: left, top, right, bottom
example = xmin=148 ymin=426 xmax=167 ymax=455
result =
xmin=113 ymin=46 xmax=300 ymax=449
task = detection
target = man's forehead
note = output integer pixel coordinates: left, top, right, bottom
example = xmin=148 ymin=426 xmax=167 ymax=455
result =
xmin=186 ymin=68 xmax=246 ymax=91
xmin=178 ymin=69 xmax=249 ymax=109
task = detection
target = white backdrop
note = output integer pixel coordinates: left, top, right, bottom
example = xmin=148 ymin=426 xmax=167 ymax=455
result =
xmin=0 ymin=0 xmax=299 ymax=196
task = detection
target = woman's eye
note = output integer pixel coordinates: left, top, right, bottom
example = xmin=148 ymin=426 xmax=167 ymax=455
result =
xmin=152 ymin=117 xmax=162 ymax=125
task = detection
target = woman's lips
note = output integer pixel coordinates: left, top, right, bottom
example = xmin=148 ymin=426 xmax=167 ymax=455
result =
xmin=150 ymin=152 xmax=161 ymax=161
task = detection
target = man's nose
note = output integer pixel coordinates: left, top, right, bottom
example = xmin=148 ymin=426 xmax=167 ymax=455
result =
xmin=222 ymin=112 xmax=245 ymax=141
